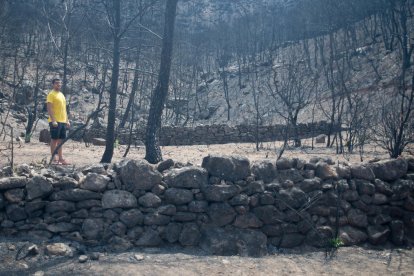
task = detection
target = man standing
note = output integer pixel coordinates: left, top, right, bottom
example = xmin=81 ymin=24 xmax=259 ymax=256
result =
xmin=47 ymin=78 xmax=70 ymax=165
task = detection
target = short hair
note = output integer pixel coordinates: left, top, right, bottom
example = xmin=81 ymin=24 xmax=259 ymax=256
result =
xmin=52 ymin=78 xmax=61 ymax=84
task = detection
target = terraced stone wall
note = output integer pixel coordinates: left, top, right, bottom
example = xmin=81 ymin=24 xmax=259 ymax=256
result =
xmin=0 ymin=156 xmax=413 ymax=257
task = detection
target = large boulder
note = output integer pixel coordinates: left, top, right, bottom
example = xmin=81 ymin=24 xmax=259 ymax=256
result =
xmin=207 ymin=203 xmax=236 ymax=226
xmin=117 ymin=159 xmax=162 ymax=191
xmin=350 ymin=164 xmax=375 ymax=181
xmin=202 ymin=155 xmax=250 ymax=182
xmin=369 ymin=159 xmax=408 ymax=182
xmin=0 ymin=177 xmax=27 ymax=190
xmin=202 ymin=184 xmax=239 ymax=202
xmin=164 ymin=188 xmax=193 ymax=205
xmin=102 ymin=190 xmax=137 ymax=209
xmin=200 ymin=227 xmax=267 ymax=257
xmin=251 ymin=160 xmax=276 ymax=183
xmin=315 ymin=162 xmax=338 ymax=180
xmin=80 ymin=173 xmax=109 ymax=192
xmin=278 ymin=187 xmax=308 ymax=209
xmin=26 ymin=176 xmax=53 ymax=200
xmin=339 ymin=226 xmax=368 ymax=245
xmin=163 ymin=166 xmax=208 ymax=189
xmin=119 ymin=209 xmax=144 ymax=228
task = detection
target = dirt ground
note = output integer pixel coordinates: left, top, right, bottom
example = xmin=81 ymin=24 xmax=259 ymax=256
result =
xmin=0 ymin=242 xmax=413 ymax=276
xmin=0 ymin=138 xmax=394 ymax=168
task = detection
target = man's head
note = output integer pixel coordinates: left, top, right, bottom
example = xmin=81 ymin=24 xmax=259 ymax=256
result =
xmin=52 ymin=78 xmax=62 ymax=91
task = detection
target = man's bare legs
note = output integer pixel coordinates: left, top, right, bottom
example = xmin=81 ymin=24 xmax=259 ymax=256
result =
xmin=50 ymin=139 xmax=64 ymax=163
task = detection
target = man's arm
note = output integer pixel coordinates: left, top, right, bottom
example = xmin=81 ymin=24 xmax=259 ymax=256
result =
xmin=47 ymin=103 xmax=57 ymax=125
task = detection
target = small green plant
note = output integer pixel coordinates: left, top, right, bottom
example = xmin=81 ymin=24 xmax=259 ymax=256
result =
xmin=330 ymin=237 xmax=344 ymax=248
xmin=114 ymin=139 xmax=120 ymax=149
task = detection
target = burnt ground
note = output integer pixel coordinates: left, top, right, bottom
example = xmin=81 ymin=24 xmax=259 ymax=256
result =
xmin=0 ymin=239 xmax=413 ymax=276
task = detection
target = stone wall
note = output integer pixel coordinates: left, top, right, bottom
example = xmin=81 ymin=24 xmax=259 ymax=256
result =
xmin=0 ymin=156 xmax=413 ymax=257
xmin=81 ymin=121 xmax=337 ymax=146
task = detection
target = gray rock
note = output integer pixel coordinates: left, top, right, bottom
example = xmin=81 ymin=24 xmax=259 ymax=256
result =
xmin=315 ymin=162 xmax=338 ymax=180
xmin=47 ymin=222 xmax=77 ymax=233
xmin=276 ymin=158 xmax=294 ymax=170
xmin=117 ymin=159 xmax=162 ymax=191
xmin=157 ymin=204 xmax=177 ymax=215
xmin=78 ymin=255 xmax=89 ymax=263
xmin=26 ymin=176 xmax=53 ymax=200
xmin=157 ymin=159 xmax=174 ymax=173
xmin=261 ymin=225 xmax=282 ymax=237
xmin=0 ymin=193 xmax=4 ymax=209
xmin=138 ymin=193 xmax=161 ymax=208
xmin=202 ymin=184 xmax=239 ymax=202
xmin=174 ymin=212 xmax=197 ymax=222
xmin=336 ymin=165 xmax=351 ymax=179
xmin=343 ymin=190 xmax=359 ymax=201
xmin=339 ymin=226 xmax=368 ymax=245
xmin=135 ymin=228 xmax=162 ymax=246
xmin=356 ymin=180 xmax=375 ymax=195
xmin=0 ymin=177 xmax=27 ymax=190
xmin=350 ymin=164 xmax=375 ymax=181
xmin=370 ymin=159 xmax=408 ymax=182
xmin=275 ymin=169 xmax=304 ymax=183
xmin=76 ymin=200 xmax=101 ymax=209
xmin=200 ymin=227 xmax=267 ymax=257
xmin=108 ymin=236 xmax=132 ymax=252
xmin=305 ymin=226 xmax=334 ymax=248
xmin=347 ymin=209 xmax=368 ymax=228
xmin=233 ymin=213 xmax=263 ymax=228
xmin=392 ymin=179 xmax=413 ymax=200
xmin=109 ymin=222 xmax=127 ymax=236
xmin=372 ymin=193 xmax=388 ymax=205
xmin=367 ymin=225 xmax=390 ymax=245
xmin=51 ymin=189 xmax=101 ymax=202
xmin=165 ymin=223 xmax=182 ymax=243
xmin=390 ymin=220 xmax=404 ymax=246
xmin=188 ymin=201 xmax=208 ymax=213
xmin=229 ymin=194 xmax=249 ymax=206
xmin=102 ymin=190 xmax=137 ymax=209
xmin=4 ymin=188 xmax=24 ymax=203
xmin=81 ymin=164 xmax=106 ymax=175
xmin=164 ymin=166 xmax=208 ymax=189
xmin=253 ymin=205 xmax=285 ymax=224
xmin=246 ymin=181 xmax=265 ymax=195
xmin=208 ymin=203 xmax=236 ymax=226
xmin=46 ymin=243 xmax=72 ymax=256
xmin=80 ymin=173 xmax=109 ymax=192
xmin=164 ymin=188 xmax=193 ymax=205
xmin=280 ymin=233 xmax=305 ymax=248
xmin=251 ymin=160 xmax=276 ymax=183
xmin=46 ymin=201 xmax=76 ymax=213
xmin=278 ymin=187 xmax=308 ymax=209
xmin=179 ymin=223 xmax=200 ymax=246
xmin=120 ymin=209 xmax=144 ymax=228
xmin=25 ymin=201 xmax=46 ymax=216
xmin=6 ymin=204 xmax=27 ymax=221
xmin=260 ymin=193 xmax=275 ymax=205
xmin=202 ymin=155 xmax=250 ymax=182
xmin=144 ymin=213 xmax=170 ymax=225
xmin=298 ymin=178 xmax=322 ymax=193
xmin=127 ymin=226 xmax=144 ymax=240
xmin=405 ymin=197 xmax=414 ymax=211
xmin=82 ymin=218 xmax=104 ymax=240
xmin=54 ymin=176 xmax=79 ymax=190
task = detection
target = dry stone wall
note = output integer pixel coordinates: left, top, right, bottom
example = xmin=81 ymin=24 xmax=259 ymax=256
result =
xmin=0 ymin=156 xmax=413 ymax=257
xmin=80 ymin=121 xmax=336 ymax=146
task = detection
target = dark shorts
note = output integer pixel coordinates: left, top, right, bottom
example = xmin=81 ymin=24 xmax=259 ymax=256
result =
xmin=49 ymin=122 xmax=67 ymax=140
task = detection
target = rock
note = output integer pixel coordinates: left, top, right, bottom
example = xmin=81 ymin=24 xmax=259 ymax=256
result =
xmin=229 ymin=194 xmax=249 ymax=206
xmin=370 ymin=159 xmax=408 ymax=182
xmin=157 ymin=159 xmax=174 ymax=172
xmin=109 ymin=221 xmax=127 ymax=236
xmin=16 ymin=244 xmax=39 ymax=260
xmin=0 ymin=193 xmax=4 ymax=209
xmin=280 ymin=233 xmax=305 ymax=248
xmin=46 ymin=243 xmax=72 ymax=256
xmin=372 ymin=193 xmax=388 ymax=205
xmin=164 ymin=188 xmax=193 ymax=205
xmin=76 ymin=200 xmax=101 ymax=209
xmin=138 ymin=193 xmax=161 ymax=208
xmin=144 ymin=213 xmax=170 ymax=225
xmin=179 ymin=223 xmax=201 ymax=246
xmin=253 ymin=205 xmax=285 ymax=224
xmin=91 ymin=138 xmax=106 ymax=146
xmin=173 ymin=212 xmax=197 ymax=222
xmin=339 ymin=226 xmax=368 ymax=245
xmin=347 ymin=209 xmax=368 ymax=228
xmin=26 ymin=176 xmax=53 ymax=200
xmin=0 ymin=177 xmax=27 ymax=190
xmin=356 ymin=180 xmax=375 ymax=195
xmin=134 ymin=254 xmax=145 ymax=261
xmin=367 ymin=225 xmax=390 ymax=245
xmin=51 ymin=189 xmax=101 ymax=202
xmin=315 ymin=134 xmax=325 ymax=144
xmin=246 ymin=181 xmax=265 ymax=195
xmin=390 ymin=220 xmax=404 ymax=246
xmin=200 ymin=227 xmax=267 ymax=257
xmin=336 ymin=165 xmax=351 ymax=179
xmin=405 ymin=197 xmax=414 ymax=211
xmin=202 ymin=184 xmax=239 ymax=202
xmin=82 ymin=218 xmax=104 ymax=240
xmin=343 ymin=190 xmax=359 ymax=202
xmin=202 ymin=155 xmax=250 ymax=182
xmin=260 ymin=193 xmax=274 ymax=205
xmin=25 ymin=201 xmax=47 ymax=216
xmin=119 ymin=209 xmax=143 ymax=228
xmin=315 ymin=162 xmax=338 ymax=180
xmin=350 ymin=164 xmax=375 ymax=181
xmin=251 ymin=160 xmax=276 ymax=183
xmin=275 ymin=169 xmax=304 ymax=183
xmin=305 ymin=226 xmax=334 ymax=248
xmin=108 ymin=236 xmax=133 ymax=252
xmin=81 ymin=164 xmax=107 ymax=175
xmin=157 ymin=204 xmax=177 ymax=215
xmin=298 ymin=178 xmax=322 ymax=193
xmin=276 ymin=158 xmax=294 ymax=170
xmin=165 ymin=223 xmax=182 ymax=243
xmin=117 ymin=159 xmax=162 ymax=191
xmin=78 ymin=255 xmax=89 ymax=263
xmin=233 ymin=213 xmax=263 ymax=228
xmin=102 ymin=190 xmax=137 ymax=209
xmin=127 ymin=226 xmax=144 ymax=240
xmin=278 ymin=187 xmax=308 ymax=209
xmin=47 ymin=222 xmax=77 ymax=233
xmin=80 ymin=173 xmax=109 ymax=192
xmin=392 ymin=180 xmax=413 ymax=200
xmin=135 ymin=228 xmax=162 ymax=247
xmin=261 ymin=225 xmax=282 ymax=237
xmin=90 ymin=252 xmax=100 ymax=261
xmin=6 ymin=204 xmax=27 ymax=221
xmin=46 ymin=201 xmax=76 ymax=213
xmin=4 ymin=188 xmax=24 ymax=203
xmin=164 ymin=166 xmax=208 ymax=189
xmin=39 ymin=129 xmax=51 ymax=143
xmin=55 ymin=176 xmax=79 ymax=190
xmin=188 ymin=201 xmax=208 ymax=213
xmin=208 ymin=203 xmax=236 ymax=226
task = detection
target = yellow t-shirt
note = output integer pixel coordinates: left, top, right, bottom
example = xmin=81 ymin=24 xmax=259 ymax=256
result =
xmin=47 ymin=90 xmax=67 ymax=123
